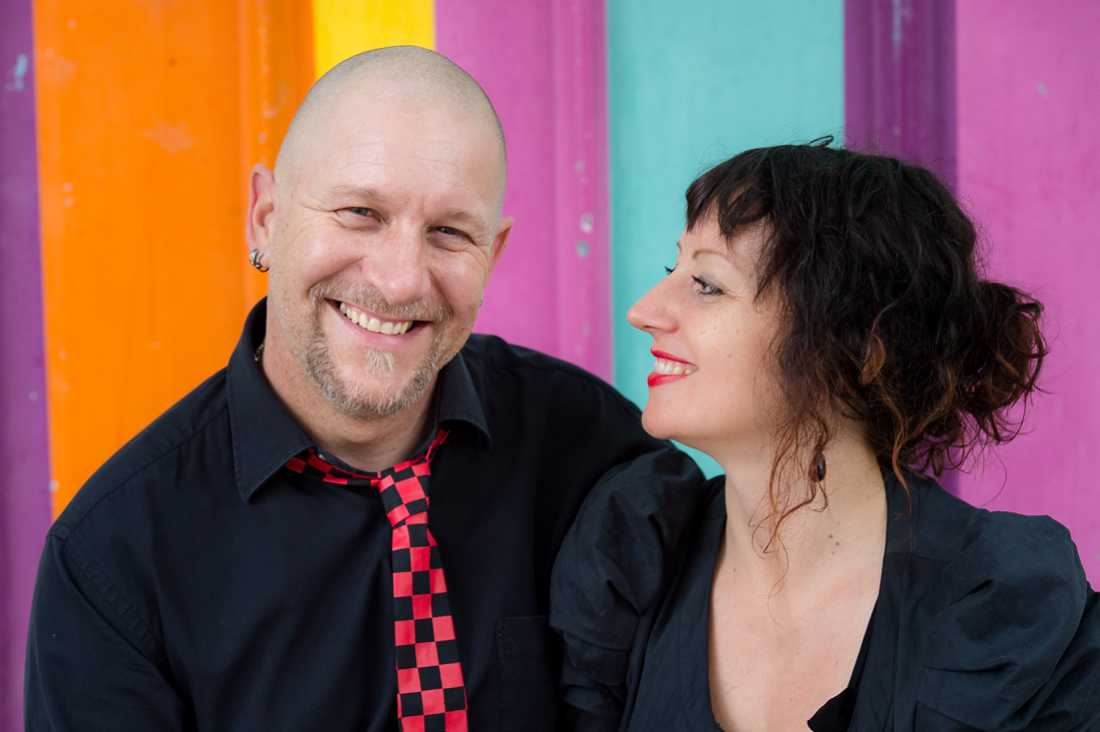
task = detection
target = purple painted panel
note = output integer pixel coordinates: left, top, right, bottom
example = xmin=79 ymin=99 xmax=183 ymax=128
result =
xmin=845 ymin=0 xmax=956 ymax=188
xmin=435 ymin=0 xmax=611 ymax=380
xmin=954 ymin=1 xmax=1100 ymax=583
xmin=0 ymin=0 xmax=52 ymax=726
xmin=845 ymin=0 xmax=960 ymax=492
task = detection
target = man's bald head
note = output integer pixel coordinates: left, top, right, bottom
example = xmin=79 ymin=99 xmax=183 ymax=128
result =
xmin=275 ymin=46 xmax=507 ymax=205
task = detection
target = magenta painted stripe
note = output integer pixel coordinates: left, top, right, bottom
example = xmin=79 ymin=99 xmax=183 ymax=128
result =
xmin=953 ymin=1 xmax=1100 ymax=583
xmin=435 ymin=0 xmax=611 ymax=380
xmin=0 ymin=0 xmax=52 ymax=726
xmin=845 ymin=0 xmax=957 ymax=190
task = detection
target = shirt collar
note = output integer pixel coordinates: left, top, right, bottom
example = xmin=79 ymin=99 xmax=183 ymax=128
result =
xmin=226 ymin=299 xmax=491 ymax=503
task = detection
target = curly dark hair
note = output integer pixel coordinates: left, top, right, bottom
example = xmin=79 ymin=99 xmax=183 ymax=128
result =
xmin=685 ymin=139 xmax=1046 ymax=536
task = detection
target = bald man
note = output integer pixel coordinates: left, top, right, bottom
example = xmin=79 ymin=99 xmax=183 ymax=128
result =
xmin=24 ymin=47 xmax=699 ymax=731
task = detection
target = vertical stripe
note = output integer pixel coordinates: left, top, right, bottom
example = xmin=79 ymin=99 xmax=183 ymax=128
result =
xmin=844 ymin=0 xmax=959 ymax=492
xmin=548 ymin=1 xmax=611 ymax=378
xmin=312 ymin=0 xmax=434 ymax=76
xmin=238 ymin=1 xmax=315 ymax=306
xmin=954 ymin=1 xmax=1100 ymax=582
xmin=608 ymin=1 xmax=845 ymax=474
xmin=844 ymin=0 xmax=957 ymax=188
xmin=35 ymin=2 xmax=313 ymax=514
xmin=0 ymin=1 xmax=51 ymax=725
xmin=436 ymin=1 xmax=612 ymax=379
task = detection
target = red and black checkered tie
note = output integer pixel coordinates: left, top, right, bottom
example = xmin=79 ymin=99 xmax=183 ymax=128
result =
xmin=284 ymin=429 xmax=469 ymax=731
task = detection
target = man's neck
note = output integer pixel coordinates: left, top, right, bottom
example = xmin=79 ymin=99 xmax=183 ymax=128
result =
xmin=260 ymin=339 xmax=436 ymax=473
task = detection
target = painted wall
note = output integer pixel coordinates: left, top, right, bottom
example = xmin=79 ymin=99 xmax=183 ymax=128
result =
xmin=953 ymin=1 xmax=1100 ymax=580
xmin=3 ymin=1 xmax=1098 ymax=727
xmin=0 ymin=0 xmax=51 ymax=724
xmin=436 ymin=0 xmax=612 ymax=378
xmin=607 ymin=0 xmax=846 ymax=475
xmin=34 ymin=1 xmax=314 ymax=514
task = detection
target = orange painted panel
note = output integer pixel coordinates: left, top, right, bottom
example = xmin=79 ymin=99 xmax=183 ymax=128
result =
xmin=35 ymin=2 xmax=313 ymax=514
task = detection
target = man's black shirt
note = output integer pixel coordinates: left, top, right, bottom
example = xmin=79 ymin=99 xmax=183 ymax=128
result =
xmin=25 ymin=300 xmax=694 ymax=731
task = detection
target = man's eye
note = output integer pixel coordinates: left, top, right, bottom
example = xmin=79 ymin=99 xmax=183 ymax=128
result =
xmin=343 ymin=207 xmax=376 ymax=218
xmin=664 ymin=266 xmax=675 ymax=275
xmin=692 ymin=276 xmax=723 ymax=296
xmin=431 ymin=226 xmax=472 ymax=244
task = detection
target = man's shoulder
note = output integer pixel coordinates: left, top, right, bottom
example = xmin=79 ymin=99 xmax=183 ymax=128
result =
xmin=52 ymin=368 xmax=231 ymax=539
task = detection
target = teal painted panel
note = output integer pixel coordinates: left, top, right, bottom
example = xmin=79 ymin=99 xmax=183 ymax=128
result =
xmin=608 ymin=0 xmax=845 ymax=476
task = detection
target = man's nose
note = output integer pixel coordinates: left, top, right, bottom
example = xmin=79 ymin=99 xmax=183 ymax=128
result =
xmin=363 ymin=225 xmax=430 ymax=305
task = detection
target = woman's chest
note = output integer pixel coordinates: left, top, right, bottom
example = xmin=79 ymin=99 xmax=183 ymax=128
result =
xmin=705 ymin=576 xmax=877 ymax=731
xmin=708 ymin=623 xmax=854 ymax=731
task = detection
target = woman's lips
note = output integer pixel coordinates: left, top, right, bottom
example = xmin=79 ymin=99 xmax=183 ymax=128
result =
xmin=647 ymin=349 xmax=697 ymax=387
xmin=647 ymin=373 xmax=687 ymax=387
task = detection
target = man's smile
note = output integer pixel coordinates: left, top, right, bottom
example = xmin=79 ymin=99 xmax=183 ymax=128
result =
xmin=336 ymin=300 xmax=415 ymax=335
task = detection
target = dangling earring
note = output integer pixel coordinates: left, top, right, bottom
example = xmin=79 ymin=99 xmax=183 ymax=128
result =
xmin=248 ymin=249 xmax=270 ymax=272
xmin=811 ymin=451 xmax=827 ymax=482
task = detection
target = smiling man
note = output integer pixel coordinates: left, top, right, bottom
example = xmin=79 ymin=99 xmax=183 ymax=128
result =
xmin=25 ymin=47 xmax=700 ymax=732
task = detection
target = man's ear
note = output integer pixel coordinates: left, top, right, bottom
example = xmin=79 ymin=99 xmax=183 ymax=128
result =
xmin=247 ymin=164 xmax=277 ymax=256
xmin=488 ymin=217 xmax=513 ymax=273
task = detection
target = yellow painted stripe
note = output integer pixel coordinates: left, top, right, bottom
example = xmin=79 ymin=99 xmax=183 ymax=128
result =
xmin=312 ymin=0 xmax=435 ymax=77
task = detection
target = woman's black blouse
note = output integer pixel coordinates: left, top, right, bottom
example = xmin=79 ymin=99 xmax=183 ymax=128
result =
xmin=550 ymin=459 xmax=1100 ymax=731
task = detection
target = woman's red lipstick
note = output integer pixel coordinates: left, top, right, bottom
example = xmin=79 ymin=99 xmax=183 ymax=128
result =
xmin=648 ymin=349 xmax=696 ymax=387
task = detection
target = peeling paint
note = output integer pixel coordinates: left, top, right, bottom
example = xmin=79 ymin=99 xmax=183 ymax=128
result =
xmin=1036 ymin=82 xmax=1048 ymax=95
xmin=5 ymin=53 xmax=28 ymax=92
xmin=39 ymin=49 xmax=76 ymax=85
xmin=575 ymin=240 xmax=590 ymax=258
xmin=579 ymin=212 xmax=593 ymax=234
xmin=143 ymin=121 xmax=195 ymax=153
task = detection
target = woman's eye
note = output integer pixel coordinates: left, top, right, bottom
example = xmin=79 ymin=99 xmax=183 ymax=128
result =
xmin=692 ymin=276 xmax=723 ymax=297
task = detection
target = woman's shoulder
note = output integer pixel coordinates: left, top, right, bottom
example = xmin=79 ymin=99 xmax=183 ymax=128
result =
xmin=905 ymin=475 xmax=1089 ymax=612
xmin=549 ymin=448 xmax=718 ymax=720
xmin=901 ymin=476 xmax=1100 ymax=729
xmin=551 ymin=447 xmax=718 ymax=644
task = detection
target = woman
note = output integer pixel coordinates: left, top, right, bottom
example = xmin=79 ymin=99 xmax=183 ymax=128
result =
xmin=550 ymin=142 xmax=1100 ymax=730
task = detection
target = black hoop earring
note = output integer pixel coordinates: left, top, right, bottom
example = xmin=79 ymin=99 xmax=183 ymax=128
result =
xmin=248 ymin=249 xmax=270 ymax=272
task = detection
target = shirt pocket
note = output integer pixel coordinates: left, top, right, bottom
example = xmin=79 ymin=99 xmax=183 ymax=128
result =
xmin=496 ymin=615 xmax=560 ymax=731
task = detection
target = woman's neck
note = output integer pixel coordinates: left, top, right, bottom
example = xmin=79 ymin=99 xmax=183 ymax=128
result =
xmin=712 ymin=424 xmax=887 ymax=594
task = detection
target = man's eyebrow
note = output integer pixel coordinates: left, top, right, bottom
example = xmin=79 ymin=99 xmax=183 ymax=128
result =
xmin=326 ymin=184 xmax=388 ymax=202
xmin=438 ymin=208 xmax=487 ymax=228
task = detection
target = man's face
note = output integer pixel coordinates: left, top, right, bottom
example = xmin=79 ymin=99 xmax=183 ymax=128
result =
xmin=260 ymin=92 xmax=509 ymax=419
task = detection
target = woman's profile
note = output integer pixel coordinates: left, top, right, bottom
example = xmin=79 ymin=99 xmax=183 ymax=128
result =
xmin=551 ymin=141 xmax=1100 ymax=730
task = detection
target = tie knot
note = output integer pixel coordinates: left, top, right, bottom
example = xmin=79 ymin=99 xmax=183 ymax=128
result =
xmin=377 ymin=462 xmax=432 ymax=527
xmin=376 ymin=429 xmax=449 ymax=528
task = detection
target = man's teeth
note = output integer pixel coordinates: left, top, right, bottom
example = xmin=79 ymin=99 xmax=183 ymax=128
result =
xmin=338 ymin=302 xmax=413 ymax=335
xmin=653 ymin=358 xmax=693 ymax=376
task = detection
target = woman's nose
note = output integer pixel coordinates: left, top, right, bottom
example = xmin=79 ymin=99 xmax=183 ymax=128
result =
xmin=627 ymin=278 xmax=676 ymax=334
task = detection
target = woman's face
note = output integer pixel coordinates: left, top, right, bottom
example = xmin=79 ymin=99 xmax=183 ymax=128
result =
xmin=627 ymin=218 xmax=783 ymax=458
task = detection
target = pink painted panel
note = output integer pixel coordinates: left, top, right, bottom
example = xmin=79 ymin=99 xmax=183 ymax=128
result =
xmin=955 ymin=1 xmax=1100 ymax=582
xmin=434 ymin=0 xmax=611 ymax=379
